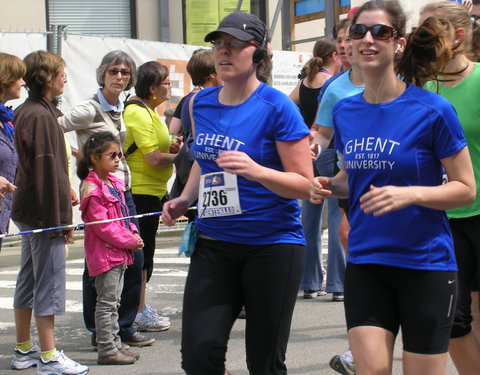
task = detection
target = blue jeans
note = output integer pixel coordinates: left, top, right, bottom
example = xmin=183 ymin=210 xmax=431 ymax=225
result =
xmin=83 ymin=189 xmax=144 ymax=341
xmin=300 ymin=149 xmax=346 ymax=292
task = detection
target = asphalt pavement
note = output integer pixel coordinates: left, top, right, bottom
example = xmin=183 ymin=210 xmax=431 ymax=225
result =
xmin=0 ymin=231 xmax=458 ymax=374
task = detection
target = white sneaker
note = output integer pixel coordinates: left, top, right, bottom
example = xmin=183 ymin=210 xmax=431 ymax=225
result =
xmin=134 ymin=309 xmax=171 ymax=332
xmin=37 ymin=351 xmax=89 ymax=375
xmin=329 ymin=349 xmax=356 ymax=375
xmin=145 ymin=304 xmax=170 ymax=322
xmin=11 ymin=342 xmax=41 ymax=370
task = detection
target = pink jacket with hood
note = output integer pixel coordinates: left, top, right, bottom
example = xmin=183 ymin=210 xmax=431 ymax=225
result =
xmin=80 ymin=171 xmax=139 ymax=277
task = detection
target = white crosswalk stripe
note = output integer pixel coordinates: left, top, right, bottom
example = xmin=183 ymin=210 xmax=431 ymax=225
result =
xmin=0 ymin=242 xmax=190 ymax=330
xmin=0 ymin=235 xmax=329 ymax=332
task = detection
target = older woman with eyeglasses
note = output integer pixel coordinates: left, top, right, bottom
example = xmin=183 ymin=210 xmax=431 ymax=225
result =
xmin=58 ymin=51 xmax=153 ymax=350
xmin=123 ymin=61 xmax=180 ymax=333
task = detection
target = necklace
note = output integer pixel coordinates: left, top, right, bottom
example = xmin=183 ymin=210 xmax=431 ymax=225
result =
xmin=442 ymin=59 xmax=474 ymax=87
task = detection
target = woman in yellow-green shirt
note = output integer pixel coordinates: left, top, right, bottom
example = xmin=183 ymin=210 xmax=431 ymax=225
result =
xmin=123 ymin=61 xmax=180 ymax=331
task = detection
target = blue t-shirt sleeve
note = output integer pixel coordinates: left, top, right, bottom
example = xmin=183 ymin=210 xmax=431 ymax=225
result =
xmin=316 ymin=85 xmax=336 ymax=128
xmin=317 ymin=72 xmax=342 ymax=103
xmin=317 ymin=76 xmax=332 ymax=103
xmin=430 ymin=97 xmax=467 ymax=160
xmin=332 ymin=100 xmax=347 ymax=152
xmin=274 ymin=94 xmax=310 ymax=141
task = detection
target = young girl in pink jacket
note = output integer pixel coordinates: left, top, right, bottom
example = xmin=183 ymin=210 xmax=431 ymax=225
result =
xmin=78 ymin=131 xmax=144 ymax=365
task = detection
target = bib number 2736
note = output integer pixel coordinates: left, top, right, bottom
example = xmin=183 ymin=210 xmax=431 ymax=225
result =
xmin=198 ymin=172 xmax=242 ymax=218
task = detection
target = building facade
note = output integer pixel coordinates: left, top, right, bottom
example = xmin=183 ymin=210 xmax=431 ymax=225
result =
xmin=2 ymin=0 xmax=442 ymax=53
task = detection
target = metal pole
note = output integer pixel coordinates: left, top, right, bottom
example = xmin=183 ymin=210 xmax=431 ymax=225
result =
xmin=47 ymin=24 xmax=55 ymax=53
xmin=56 ymin=25 xmax=66 ymax=55
xmin=160 ymin=0 xmax=170 ymax=42
xmin=236 ymin=0 xmax=243 ymax=11
xmin=281 ymin=0 xmax=291 ymax=50
xmin=324 ymin=0 xmax=335 ymax=37
xmin=269 ymin=0 xmax=284 ymax=39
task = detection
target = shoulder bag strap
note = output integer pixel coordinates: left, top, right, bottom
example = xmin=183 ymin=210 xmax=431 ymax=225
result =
xmin=188 ymin=92 xmax=197 ymax=137
xmin=123 ymin=99 xmax=155 ymax=158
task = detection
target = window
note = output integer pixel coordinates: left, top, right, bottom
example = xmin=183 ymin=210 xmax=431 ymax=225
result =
xmin=294 ymin=0 xmax=350 ymax=23
xmin=47 ymin=0 xmax=136 ymax=38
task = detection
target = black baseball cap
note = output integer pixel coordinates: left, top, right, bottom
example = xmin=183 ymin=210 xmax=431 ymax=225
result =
xmin=204 ymin=12 xmax=267 ymax=44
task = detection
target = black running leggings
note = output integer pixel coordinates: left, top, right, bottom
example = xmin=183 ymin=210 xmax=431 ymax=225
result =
xmin=181 ymin=238 xmax=304 ymax=375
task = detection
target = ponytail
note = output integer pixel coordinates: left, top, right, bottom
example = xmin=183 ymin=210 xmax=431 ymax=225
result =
xmin=304 ymin=56 xmax=326 ymax=84
xmin=397 ymin=17 xmax=460 ymax=87
xmin=303 ymin=37 xmax=337 ymax=84
xmin=472 ymin=21 xmax=480 ymax=62
xmin=77 ymin=158 xmax=91 ymax=180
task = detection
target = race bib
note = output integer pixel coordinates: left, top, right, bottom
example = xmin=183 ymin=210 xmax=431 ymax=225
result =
xmin=198 ymin=172 xmax=242 ymax=218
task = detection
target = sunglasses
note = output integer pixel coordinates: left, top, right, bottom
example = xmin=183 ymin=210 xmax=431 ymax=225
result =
xmin=100 ymin=151 xmax=123 ymax=160
xmin=349 ymin=24 xmax=397 ymax=40
xmin=211 ymin=39 xmax=255 ymax=50
xmin=107 ymin=69 xmax=132 ymax=77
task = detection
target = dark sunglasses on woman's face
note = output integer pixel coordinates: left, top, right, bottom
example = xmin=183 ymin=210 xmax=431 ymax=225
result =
xmin=349 ymin=24 xmax=397 ymax=40
xmin=107 ymin=69 xmax=132 ymax=77
xmin=100 ymin=151 xmax=123 ymax=160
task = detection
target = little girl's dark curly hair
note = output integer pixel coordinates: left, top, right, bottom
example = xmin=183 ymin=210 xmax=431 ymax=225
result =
xmin=77 ymin=131 xmax=119 ymax=180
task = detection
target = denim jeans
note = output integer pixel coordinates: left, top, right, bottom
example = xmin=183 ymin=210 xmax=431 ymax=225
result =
xmin=95 ymin=265 xmax=125 ymax=356
xmin=299 ymin=149 xmax=346 ymax=292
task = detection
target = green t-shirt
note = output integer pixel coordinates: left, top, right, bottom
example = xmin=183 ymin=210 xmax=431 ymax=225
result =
xmin=424 ymin=62 xmax=480 ymax=218
xmin=123 ymin=102 xmax=173 ymax=198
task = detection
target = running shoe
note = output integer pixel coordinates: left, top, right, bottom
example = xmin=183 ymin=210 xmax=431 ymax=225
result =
xmin=145 ymin=304 xmax=170 ymax=322
xmin=122 ymin=332 xmax=155 ymax=347
xmin=134 ymin=305 xmax=171 ymax=332
xmin=329 ymin=350 xmax=356 ymax=375
xmin=332 ymin=292 xmax=345 ymax=302
xmin=36 ymin=350 xmax=89 ymax=375
xmin=303 ymin=290 xmax=318 ymax=299
xmin=10 ymin=342 xmax=41 ymax=370
xmin=134 ymin=312 xmax=171 ymax=332
xmin=303 ymin=289 xmax=327 ymax=299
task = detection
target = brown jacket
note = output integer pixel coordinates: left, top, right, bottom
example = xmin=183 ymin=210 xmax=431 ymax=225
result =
xmin=12 ymin=95 xmax=72 ymax=238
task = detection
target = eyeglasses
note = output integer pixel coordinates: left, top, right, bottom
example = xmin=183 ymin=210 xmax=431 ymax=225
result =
xmin=100 ymin=151 xmax=123 ymax=160
xmin=160 ymin=81 xmax=171 ymax=87
xmin=349 ymin=24 xmax=397 ymax=40
xmin=107 ymin=69 xmax=132 ymax=77
xmin=211 ymin=39 xmax=255 ymax=50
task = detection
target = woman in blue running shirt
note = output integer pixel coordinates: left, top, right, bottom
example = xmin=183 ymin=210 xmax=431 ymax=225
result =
xmin=310 ymin=1 xmax=475 ymax=374
xmin=162 ymin=11 xmax=312 ymax=375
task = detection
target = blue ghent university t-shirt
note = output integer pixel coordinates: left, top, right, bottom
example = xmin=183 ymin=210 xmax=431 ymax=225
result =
xmin=333 ymin=84 xmax=466 ymax=271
